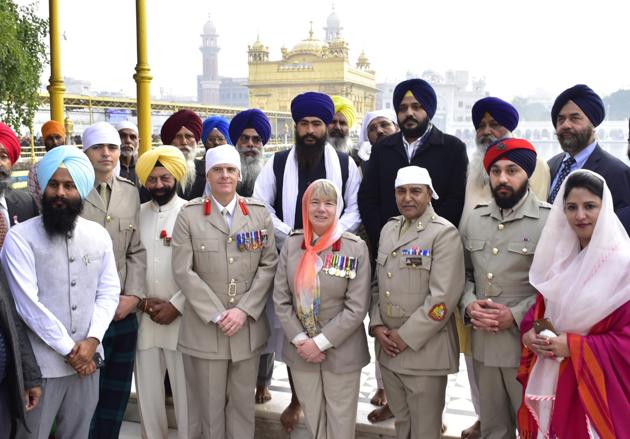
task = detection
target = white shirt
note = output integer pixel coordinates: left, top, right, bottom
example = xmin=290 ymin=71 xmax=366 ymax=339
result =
xmin=212 ymin=194 xmax=237 ymax=228
xmin=138 ymin=195 xmax=188 ymax=351
xmin=1 ymin=216 xmax=120 ymax=359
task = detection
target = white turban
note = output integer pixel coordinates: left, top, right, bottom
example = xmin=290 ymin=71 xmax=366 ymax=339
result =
xmin=395 ymin=166 xmax=439 ymax=199
xmin=358 ymin=109 xmax=397 ymax=146
xmin=82 ymin=121 xmax=121 ymax=151
xmin=115 ymin=121 xmax=139 ymax=135
xmin=204 ymin=144 xmax=241 ymax=181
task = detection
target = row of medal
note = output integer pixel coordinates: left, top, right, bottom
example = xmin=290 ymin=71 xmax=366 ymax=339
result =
xmin=322 ymin=254 xmax=358 ymax=279
xmin=401 ymin=246 xmax=431 ymax=256
xmin=236 ymin=229 xmax=268 ymax=251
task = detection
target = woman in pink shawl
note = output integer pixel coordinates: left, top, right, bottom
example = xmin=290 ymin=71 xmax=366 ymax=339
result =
xmin=518 ymin=170 xmax=630 ymax=439
xmin=273 ymin=179 xmax=371 ymax=439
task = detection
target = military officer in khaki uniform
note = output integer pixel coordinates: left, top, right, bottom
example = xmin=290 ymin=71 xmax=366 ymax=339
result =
xmin=370 ymin=166 xmax=464 ymax=439
xmin=80 ymin=121 xmax=147 ymax=438
xmin=172 ymin=144 xmax=278 ymax=439
xmin=459 ymin=138 xmax=550 ymax=439
xmin=274 ymin=179 xmax=371 ymax=439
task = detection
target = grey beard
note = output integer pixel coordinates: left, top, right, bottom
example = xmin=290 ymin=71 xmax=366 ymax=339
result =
xmin=238 ymin=155 xmax=264 ymax=197
xmin=327 ymin=136 xmax=352 ymax=154
xmin=183 ymin=158 xmax=196 ymax=190
xmin=0 ymin=177 xmax=10 ymax=196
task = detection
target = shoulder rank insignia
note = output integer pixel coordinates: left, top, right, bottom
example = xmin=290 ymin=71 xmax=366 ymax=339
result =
xmin=429 ymin=303 xmax=447 ymax=321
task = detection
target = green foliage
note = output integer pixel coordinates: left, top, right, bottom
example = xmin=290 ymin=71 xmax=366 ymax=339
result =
xmin=511 ymin=97 xmax=549 ymax=121
xmin=602 ymin=90 xmax=630 ymax=120
xmin=0 ymin=0 xmax=48 ymax=132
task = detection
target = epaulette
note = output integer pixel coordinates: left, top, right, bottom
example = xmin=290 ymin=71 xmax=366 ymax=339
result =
xmin=289 ymin=229 xmax=304 ymax=236
xmin=182 ymin=197 xmax=206 ymax=208
xmin=387 ymin=216 xmax=402 ymax=224
xmin=242 ymin=197 xmax=266 ymax=207
xmin=538 ymin=200 xmax=552 ymax=209
xmin=341 ymin=231 xmax=361 ymax=242
xmin=473 ymin=202 xmax=489 ymax=209
xmin=115 ymin=175 xmax=135 ymax=186
xmin=429 ymin=214 xmax=448 ymax=226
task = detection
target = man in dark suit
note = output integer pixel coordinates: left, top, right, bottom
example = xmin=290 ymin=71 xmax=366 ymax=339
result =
xmin=0 ymin=266 xmax=42 ymax=439
xmin=0 ymin=123 xmax=38 ymax=241
xmin=547 ymin=84 xmax=630 ymax=216
xmin=358 ymin=78 xmax=469 ymax=255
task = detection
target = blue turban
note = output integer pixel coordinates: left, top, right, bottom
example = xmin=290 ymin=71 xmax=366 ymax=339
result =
xmin=472 ymin=97 xmax=519 ymax=132
xmin=201 ymin=116 xmax=231 ymax=145
xmin=551 ymin=84 xmax=605 ymax=127
xmin=37 ymin=145 xmax=95 ymax=199
xmin=393 ymin=79 xmax=437 ymax=120
xmin=229 ymin=109 xmax=272 ymax=145
xmin=290 ymin=92 xmax=335 ymax=125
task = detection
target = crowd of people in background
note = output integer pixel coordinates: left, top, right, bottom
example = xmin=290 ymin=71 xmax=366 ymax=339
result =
xmin=0 ymin=79 xmax=629 ymax=439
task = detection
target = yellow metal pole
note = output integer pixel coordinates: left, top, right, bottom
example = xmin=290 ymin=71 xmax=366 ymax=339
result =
xmin=134 ymin=0 xmax=153 ymax=155
xmin=47 ymin=0 xmax=65 ymax=123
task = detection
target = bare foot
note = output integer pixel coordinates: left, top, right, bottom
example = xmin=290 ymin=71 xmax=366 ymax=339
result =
xmin=255 ymin=385 xmax=272 ymax=404
xmin=461 ymin=419 xmax=481 ymax=439
xmin=280 ymin=400 xmax=302 ymax=433
xmin=369 ymin=388 xmax=387 ymax=406
xmin=367 ymin=403 xmax=394 ymax=423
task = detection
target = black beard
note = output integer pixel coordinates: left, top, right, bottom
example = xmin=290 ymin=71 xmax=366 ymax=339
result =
xmin=41 ymin=193 xmax=83 ymax=237
xmin=400 ymin=116 xmax=430 ymax=140
xmin=557 ymin=125 xmax=594 ymax=155
xmin=149 ymin=184 xmax=177 ymax=206
xmin=491 ymin=179 xmax=529 ymax=209
xmin=295 ymin=129 xmax=326 ymax=172
xmin=0 ymin=166 xmax=11 ymax=195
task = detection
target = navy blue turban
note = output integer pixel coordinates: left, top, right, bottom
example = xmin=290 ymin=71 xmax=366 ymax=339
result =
xmin=392 ymin=79 xmax=437 ymax=120
xmin=551 ymin=84 xmax=605 ymax=127
xmin=291 ymin=92 xmax=335 ymax=125
xmin=472 ymin=97 xmax=519 ymax=132
xmin=229 ymin=109 xmax=272 ymax=145
xmin=201 ymin=116 xmax=231 ymax=145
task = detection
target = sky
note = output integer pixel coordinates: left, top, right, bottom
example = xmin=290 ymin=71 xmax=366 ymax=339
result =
xmin=20 ymin=0 xmax=630 ymax=101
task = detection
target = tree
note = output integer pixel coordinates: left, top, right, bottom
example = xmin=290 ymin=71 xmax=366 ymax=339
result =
xmin=603 ymin=90 xmax=630 ymax=121
xmin=0 ymin=0 xmax=48 ymax=132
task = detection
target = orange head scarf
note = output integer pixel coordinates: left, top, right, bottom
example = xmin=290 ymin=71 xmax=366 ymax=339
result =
xmin=293 ymin=179 xmax=344 ymax=336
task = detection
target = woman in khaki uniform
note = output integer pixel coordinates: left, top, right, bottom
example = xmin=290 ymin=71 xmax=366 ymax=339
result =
xmin=274 ymin=179 xmax=371 ymax=439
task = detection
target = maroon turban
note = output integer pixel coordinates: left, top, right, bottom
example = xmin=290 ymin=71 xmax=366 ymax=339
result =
xmin=160 ymin=109 xmax=202 ymax=144
xmin=0 ymin=122 xmax=21 ymax=165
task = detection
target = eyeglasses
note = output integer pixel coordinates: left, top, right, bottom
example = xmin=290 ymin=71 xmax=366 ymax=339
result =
xmin=238 ymin=134 xmax=262 ymax=145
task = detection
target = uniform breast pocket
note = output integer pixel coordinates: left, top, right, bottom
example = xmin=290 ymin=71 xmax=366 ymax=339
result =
xmin=398 ymin=257 xmax=430 ymax=294
xmin=465 ymin=239 xmax=485 ymax=253
xmin=507 ymin=241 xmax=536 ymax=257
xmin=192 ymin=238 xmax=219 ymax=273
xmin=117 ymin=217 xmax=137 ymax=249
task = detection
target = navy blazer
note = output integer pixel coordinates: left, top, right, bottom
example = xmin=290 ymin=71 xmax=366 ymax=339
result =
xmin=5 ymin=189 xmax=38 ymax=226
xmin=548 ymin=144 xmax=630 ymax=213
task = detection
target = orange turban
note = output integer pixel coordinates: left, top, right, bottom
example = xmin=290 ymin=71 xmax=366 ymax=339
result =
xmin=41 ymin=120 xmax=66 ymax=140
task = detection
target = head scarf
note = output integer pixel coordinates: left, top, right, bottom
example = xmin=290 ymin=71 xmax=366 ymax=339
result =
xmin=0 ymin=122 xmax=21 ymax=165
xmin=331 ymin=96 xmax=357 ymax=129
xmin=395 ymin=166 xmax=439 ymax=199
xmin=228 ymin=109 xmax=271 ymax=145
xmin=483 ymin=138 xmax=537 ymax=177
xmin=201 ymin=116 xmax=231 ymax=145
xmin=294 ymin=179 xmax=344 ymax=336
xmin=160 ymin=109 xmax=202 ymax=144
xmin=291 ymin=92 xmax=335 ymax=125
xmin=393 ymin=79 xmax=437 ymax=120
xmin=472 ymin=97 xmax=519 ymax=132
xmin=551 ymin=84 xmax=605 ymax=127
xmin=115 ymin=121 xmax=138 ymax=136
xmin=41 ymin=120 xmax=66 ymax=140
xmin=82 ymin=121 xmax=121 ymax=151
xmin=37 ymin=145 xmax=95 ymax=199
xmin=136 ymin=145 xmax=187 ymax=187
xmin=525 ymin=170 xmax=630 ymax=435
xmin=356 ymin=109 xmax=397 ymax=161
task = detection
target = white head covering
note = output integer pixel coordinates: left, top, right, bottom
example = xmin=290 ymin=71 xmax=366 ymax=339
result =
xmin=394 ymin=166 xmax=439 ymax=199
xmin=357 ymin=109 xmax=398 ymax=161
xmin=82 ymin=121 xmax=121 ymax=151
xmin=524 ymin=169 xmax=630 ymax=434
xmin=203 ymin=143 xmax=241 ymax=196
xmin=115 ymin=121 xmax=139 ymax=135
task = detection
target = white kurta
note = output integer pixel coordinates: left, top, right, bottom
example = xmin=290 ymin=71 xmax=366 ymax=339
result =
xmin=136 ymin=195 xmax=189 ymax=439
xmin=137 ymin=195 xmax=187 ymax=351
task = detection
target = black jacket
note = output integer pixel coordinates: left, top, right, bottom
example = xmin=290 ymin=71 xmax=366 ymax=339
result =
xmin=5 ymin=189 xmax=38 ymax=226
xmin=0 ymin=267 xmax=42 ymax=436
xmin=179 ymin=159 xmax=206 ymax=201
xmin=358 ymin=127 xmax=468 ymax=252
xmin=548 ymin=144 xmax=630 ymax=213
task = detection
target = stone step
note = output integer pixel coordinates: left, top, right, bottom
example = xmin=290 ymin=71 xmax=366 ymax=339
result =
xmin=123 ymin=389 xmax=474 ymax=438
